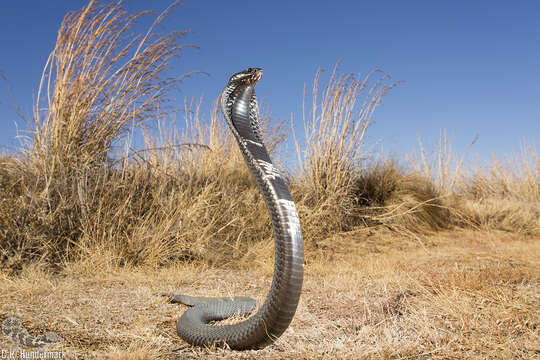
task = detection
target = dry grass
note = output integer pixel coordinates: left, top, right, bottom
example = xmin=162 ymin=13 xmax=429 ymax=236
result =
xmin=293 ymin=63 xmax=401 ymax=246
xmin=407 ymin=133 xmax=539 ymax=236
xmin=0 ymin=0 xmax=539 ymax=358
xmin=1 ymin=231 xmax=538 ymax=359
xmin=0 ymin=0 xmax=200 ymax=269
xmin=457 ymin=142 xmax=540 ymax=235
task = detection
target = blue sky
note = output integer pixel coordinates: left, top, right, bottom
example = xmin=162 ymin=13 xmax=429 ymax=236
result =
xmin=0 ymin=0 xmax=538 ymax=164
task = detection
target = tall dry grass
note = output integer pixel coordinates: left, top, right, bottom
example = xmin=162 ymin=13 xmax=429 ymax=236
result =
xmin=457 ymin=141 xmax=539 ymax=235
xmin=0 ymin=0 xmax=538 ymax=275
xmin=294 ymin=63 xmax=400 ymax=246
xmin=0 ymin=0 xmax=199 ymax=270
xmin=32 ymin=0 xmax=195 ymax=165
xmin=406 ymin=132 xmax=539 ymax=235
xmin=294 ymin=63 xmax=453 ymax=247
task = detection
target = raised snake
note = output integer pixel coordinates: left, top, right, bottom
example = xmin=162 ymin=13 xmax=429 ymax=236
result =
xmin=162 ymin=68 xmax=304 ymax=349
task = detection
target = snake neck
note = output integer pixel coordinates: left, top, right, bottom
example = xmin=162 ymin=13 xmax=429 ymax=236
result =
xmin=219 ymin=82 xmax=304 ymax=348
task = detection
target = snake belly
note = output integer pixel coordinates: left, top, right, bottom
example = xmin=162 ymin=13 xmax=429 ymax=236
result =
xmin=163 ymin=68 xmax=304 ymax=350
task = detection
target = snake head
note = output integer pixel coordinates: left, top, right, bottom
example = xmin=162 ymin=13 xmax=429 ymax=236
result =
xmin=228 ymin=68 xmax=263 ymax=86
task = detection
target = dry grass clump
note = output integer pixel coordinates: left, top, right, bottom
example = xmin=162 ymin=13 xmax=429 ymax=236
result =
xmin=294 ymin=65 xmax=451 ymax=248
xmin=32 ymin=0 xmax=193 ymax=165
xmin=353 ymin=160 xmax=450 ymax=233
xmin=0 ymin=0 xmax=197 ymax=269
xmin=293 ymin=63 xmax=400 ymax=246
xmin=407 ymin=133 xmax=539 ymax=236
xmin=457 ymin=142 xmax=540 ymax=235
xmin=0 ymin=99 xmax=282 ymax=272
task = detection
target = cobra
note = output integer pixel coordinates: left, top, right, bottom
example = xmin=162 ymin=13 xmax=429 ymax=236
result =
xmin=163 ymin=68 xmax=304 ymax=349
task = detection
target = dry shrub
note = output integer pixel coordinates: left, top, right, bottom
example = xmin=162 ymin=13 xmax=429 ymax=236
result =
xmin=294 ymin=62 xmax=400 ymax=247
xmin=294 ymin=63 xmax=450 ymax=247
xmin=407 ymin=133 xmax=539 ymax=235
xmin=409 ymin=130 xmax=478 ymax=196
xmin=456 ymin=141 xmax=540 ymax=235
xmin=0 ymin=0 xmax=196 ymax=269
xmin=353 ymin=160 xmax=450 ymax=233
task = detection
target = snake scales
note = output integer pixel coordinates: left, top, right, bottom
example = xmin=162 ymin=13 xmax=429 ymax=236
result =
xmin=163 ymin=68 xmax=304 ymax=349
xmin=2 ymin=317 xmax=61 ymax=349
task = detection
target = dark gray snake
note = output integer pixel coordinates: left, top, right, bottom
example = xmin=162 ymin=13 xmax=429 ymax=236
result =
xmin=163 ymin=68 xmax=304 ymax=349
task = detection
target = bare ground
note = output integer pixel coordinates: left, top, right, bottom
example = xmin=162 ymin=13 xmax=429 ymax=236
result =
xmin=1 ymin=230 xmax=539 ymax=359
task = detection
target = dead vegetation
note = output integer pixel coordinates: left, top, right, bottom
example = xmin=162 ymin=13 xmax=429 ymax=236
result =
xmin=1 ymin=231 xmax=538 ymax=359
xmin=0 ymin=1 xmax=538 ymax=358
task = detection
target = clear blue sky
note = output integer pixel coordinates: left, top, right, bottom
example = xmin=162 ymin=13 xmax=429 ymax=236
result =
xmin=0 ymin=0 xmax=538 ymax=163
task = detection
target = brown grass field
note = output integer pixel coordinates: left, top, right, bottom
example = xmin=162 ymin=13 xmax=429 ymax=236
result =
xmin=0 ymin=1 xmax=538 ymax=359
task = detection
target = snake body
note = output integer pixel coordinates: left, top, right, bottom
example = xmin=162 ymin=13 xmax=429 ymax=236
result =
xmin=163 ymin=68 xmax=304 ymax=349
xmin=2 ymin=317 xmax=61 ymax=349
